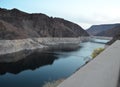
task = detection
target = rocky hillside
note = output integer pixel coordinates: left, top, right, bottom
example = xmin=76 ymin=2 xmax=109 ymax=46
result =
xmin=106 ymin=25 xmax=120 ymax=45
xmin=0 ymin=8 xmax=89 ymax=40
xmin=96 ymin=25 xmax=120 ymax=37
xmin=87 ymin=24 xmax=120 ymax=36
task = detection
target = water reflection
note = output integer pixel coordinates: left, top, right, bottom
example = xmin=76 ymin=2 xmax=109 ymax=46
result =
xmin=0 ymin=51 xmax=58 ymax=75
xmin=0 ymin=40 xmax=108 ymax=87
xmin=0 ymin=45 xmax=81 ymax=75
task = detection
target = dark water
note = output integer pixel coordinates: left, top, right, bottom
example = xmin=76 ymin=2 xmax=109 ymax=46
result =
xmin=0 ymin=39 xmax=109 ymax=87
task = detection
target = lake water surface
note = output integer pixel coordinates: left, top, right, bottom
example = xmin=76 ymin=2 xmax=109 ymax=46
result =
xmin=0 ymin=39 xmax=109 ymax=87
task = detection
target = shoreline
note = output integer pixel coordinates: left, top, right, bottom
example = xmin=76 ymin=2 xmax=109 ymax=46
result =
xmin=0 ymin=37 xmax=84 ymax=55
xmin=0 ymin=37 xmax=88 ymax=62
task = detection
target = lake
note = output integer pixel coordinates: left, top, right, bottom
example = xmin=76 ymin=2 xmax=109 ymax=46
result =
xmin=0 ymin=39 xmax=109 ymax=87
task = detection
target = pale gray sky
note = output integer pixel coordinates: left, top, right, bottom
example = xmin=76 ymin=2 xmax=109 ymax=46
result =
xmin=0 ymin=0 xmax=120 ymax=29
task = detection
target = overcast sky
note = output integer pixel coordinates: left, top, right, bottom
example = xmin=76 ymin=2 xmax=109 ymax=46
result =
xmin=0 ymin=0 xmax=120 ymax=29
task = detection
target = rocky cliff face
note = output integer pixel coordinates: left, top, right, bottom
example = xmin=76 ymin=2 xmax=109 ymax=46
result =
xmin=0 ymin=8 xmax=89 ymax=39
xmin=87 ymin=24 xmax=120 ymax=36
xmin=106 ymin=25 xmax=120 ymax=45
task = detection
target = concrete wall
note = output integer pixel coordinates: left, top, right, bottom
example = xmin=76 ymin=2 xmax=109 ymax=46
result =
xmin=58 ymin=40 xmax=120 ymax=87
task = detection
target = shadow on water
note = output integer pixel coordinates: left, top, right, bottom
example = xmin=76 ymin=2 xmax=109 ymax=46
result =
xmin=49 ymin=44 xmax=81 ymax=53
xmin=0 ymin=51 xmax=58 ymax=75
xmin=0 ymin=45 xmax=81 ymax=75
xmin=0 ymin=40 xmax=107 ymax=87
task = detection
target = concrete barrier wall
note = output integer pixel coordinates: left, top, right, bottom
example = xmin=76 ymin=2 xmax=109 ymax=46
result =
xmin=58 ymin=40 xmax=120 ymax=87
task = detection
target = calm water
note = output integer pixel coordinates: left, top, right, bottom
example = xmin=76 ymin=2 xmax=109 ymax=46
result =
xmin=0 ymin=39 xmax=109 ymax=87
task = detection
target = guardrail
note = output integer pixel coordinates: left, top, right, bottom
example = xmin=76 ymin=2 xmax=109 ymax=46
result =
xmin=58 ymin=40 xmax=120 ymax=87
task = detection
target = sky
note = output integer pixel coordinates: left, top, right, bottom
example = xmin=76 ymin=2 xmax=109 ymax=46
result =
xmin=0 ymin=0 xmax=120 ymax=29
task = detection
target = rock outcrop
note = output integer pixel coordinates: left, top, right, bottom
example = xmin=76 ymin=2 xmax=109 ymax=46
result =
xmin=0 ymin=8 xmax=89 ymax=40
xmin=106 ymin=25 xmax=120 ymax=45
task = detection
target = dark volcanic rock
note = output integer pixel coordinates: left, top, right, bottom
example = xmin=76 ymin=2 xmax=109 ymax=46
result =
xmin=87 ymin=24 xmax=120 ymax=36
xmin=0 ymin=8 xmax=89 ymax=39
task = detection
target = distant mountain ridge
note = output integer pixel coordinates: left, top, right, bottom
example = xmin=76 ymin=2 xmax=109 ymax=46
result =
xmin=0 ymin=8 xmax=89 ymax=40
xmin=96 ymin=25 xmax=120 ymax=37
xmin=87 ymin=23 xmax=120 ymax=45
xmin=87 ymin=24 xmax=120 ymax=36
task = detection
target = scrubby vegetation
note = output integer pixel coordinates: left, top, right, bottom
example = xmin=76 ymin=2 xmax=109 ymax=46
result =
xmin=91 ymin=48 xmax=104 ymax=58
xmin=42 ymin=79 xmax=64 ymax=87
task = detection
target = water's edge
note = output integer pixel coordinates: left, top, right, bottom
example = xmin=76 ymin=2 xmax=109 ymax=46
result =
xmin=0 ymin=39 xmax=109 ymax=87
xmin=0 ymin=37 xmax=89 ymax=62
